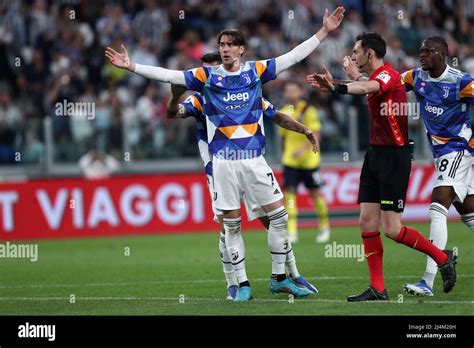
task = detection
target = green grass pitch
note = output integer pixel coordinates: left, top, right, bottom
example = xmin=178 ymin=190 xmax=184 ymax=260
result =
xmin=0 ymin=222 xmax=472 ymax=315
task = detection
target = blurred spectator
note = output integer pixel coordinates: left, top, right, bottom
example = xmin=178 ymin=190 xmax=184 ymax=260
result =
xmin=412 ymin=7 xmax=443 ymax=39
xmin=281 ymin=0 xmax=313 ymax=42
xmin=129 ymin=39 xmax=159 ymax=89
xmin=0 ymin=0 xmax=473 ymax=168
xmin=132 ymin=0 xmax=169 ymax=59
xmin=0 ymin=0 xmax=26 ymax=48
xmin=0 ymin=87 xmax=22 ymax=128
xmin=396 ymin=16 xmax=422 ymax=56
xmin=342 ymin=8 xmax=366 ymax=40
xmin=78 ymin=147 xmax=120 ymax=179
xmin=29 ymin=0 xmax=56 ymax=47
xmin=19 ymin=48 xmax=48 ymax=116
xmin=0 ymin=119 xmax=16 ymax=164
xmin=175 ymin=29 xmax=204 ymax=62
xmin=96 ymin=3 xmax=132 ymax=47
xmin=318 ymin=27 xmax=350 ymax=79
xmin=107 ymin=93 xmax=125 ymax=158
xmin=70 ymin=84 xmax=96 ymax=155
xmin=385 ymin=35 xmax=408 ymax=70
xmin=370 ymin=0 xmax=407 ymax=31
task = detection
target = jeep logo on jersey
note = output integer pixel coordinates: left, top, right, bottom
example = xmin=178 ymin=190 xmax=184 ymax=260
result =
xmin=424 ymin=102 xmax=444 ymax=117
xmin=223 ymin=92 xmax=249 ymax=102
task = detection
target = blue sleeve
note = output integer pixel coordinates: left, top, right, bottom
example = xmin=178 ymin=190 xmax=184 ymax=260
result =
xmin=183 ymin=67 xmax=210 ymax=92
xmin=460 ymin=73 xmax=474 ymax=105
xmin=255 ymin=59 xmax=277 ymax=84
xmin=181 ymin=94 xmax=203 ymax=118
xmin=262 ymin=98 xmax=276 ymax=119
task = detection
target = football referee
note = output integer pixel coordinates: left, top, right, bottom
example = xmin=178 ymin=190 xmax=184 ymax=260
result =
xmin=306 ymin=32 xmax=458 ymax=301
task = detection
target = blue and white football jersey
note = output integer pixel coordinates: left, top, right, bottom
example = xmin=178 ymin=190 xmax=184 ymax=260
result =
xmin=181 ymin=92 xmax=277 ymax=176
xmin=183 ymin=59 xmax=277 ymax=159
xmin=402 ymin=65 xmax=474 ymax=158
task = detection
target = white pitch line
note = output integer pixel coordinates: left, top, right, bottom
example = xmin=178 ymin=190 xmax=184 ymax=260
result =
xmin=0 ymin=296 xmax=473 ymax=305
xmin=0 ymin=274 xmax=473 ymax=290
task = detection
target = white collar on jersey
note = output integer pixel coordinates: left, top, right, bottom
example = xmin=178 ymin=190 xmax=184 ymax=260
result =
xmin=425 ymin=64 xmax=450 ymax=82
xmin=217 ymin=63 xmax=244 ymax=76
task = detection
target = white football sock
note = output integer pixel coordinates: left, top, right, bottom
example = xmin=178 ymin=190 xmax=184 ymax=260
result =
xmin=223 ymin=217 xmax=248 ymax=284
xmin=285 ymin=248 xmax=300 ymax=278
xmin=219 ymin=232 xmax=237 ymax=287
xmin=461 ymin=212 xmax=474 ymax=232
xmin=267 ymin=206 xmax=290 ymax=275
xmin=423 ymin=203 xmax=448 ymax=288
xmin=265 ymin=228 xmax=299 ymax=277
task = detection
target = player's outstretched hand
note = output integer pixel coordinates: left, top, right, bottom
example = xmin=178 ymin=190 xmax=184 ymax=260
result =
xmin=343 ymin=56 xmax=360 ymax=80
xmin=322 ymin=6 xmax=345 ymax=32
xmin=105 ymin=44 xmax=133 ymax=70
xmin=305 ymin=129 xmax=319 ymax=153
xmin=306 ymin=65 xmax=335 ymax=93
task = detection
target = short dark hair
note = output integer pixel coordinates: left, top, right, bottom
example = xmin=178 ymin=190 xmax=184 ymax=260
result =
xmin=355 ymin=32 xmax=386 ymax=58
xmin=201 ymin=52 xmax=222 ymax=64
xmin=216 ymin=29 xmax=246 ymax=46
xmin=424 ymin=36 xmax=448 ymax=55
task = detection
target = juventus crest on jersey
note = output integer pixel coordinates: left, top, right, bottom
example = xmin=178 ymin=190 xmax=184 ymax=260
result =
xmin=183 ymin=59 xmax=277 ymax=159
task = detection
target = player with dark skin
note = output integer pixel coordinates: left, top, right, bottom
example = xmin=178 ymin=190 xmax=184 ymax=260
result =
xmin=418 ymin=39 xmax=474 ymax=214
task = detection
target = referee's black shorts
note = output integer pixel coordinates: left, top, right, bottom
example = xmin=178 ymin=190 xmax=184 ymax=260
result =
xmin=357 ymin=145 xmax=411 ymax=212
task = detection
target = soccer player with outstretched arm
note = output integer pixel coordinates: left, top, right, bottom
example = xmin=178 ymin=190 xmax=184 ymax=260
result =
xmin=105 ymin=6 xmax=345 ymax=301
xmin=307 ymin=32 xmax=458 ymax=301
xmin=166 ymin=52 xmax=318 ymax=300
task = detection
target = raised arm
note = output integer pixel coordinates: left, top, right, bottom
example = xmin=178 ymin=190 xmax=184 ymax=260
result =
xmin=272 ymin=111 xmax=319 ymax=153
xmin=105 ymin=44 xmax=186 ymax=85
xmin=275 ymin=7 xmax=345 ymax=75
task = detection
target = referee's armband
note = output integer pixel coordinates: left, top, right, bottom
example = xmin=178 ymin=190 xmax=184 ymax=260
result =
xmin=333 ymin=84 xmax=348 ymax=94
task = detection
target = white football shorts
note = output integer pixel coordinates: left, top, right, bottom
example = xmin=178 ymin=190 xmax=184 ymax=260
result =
xmin=433 ymin=150 xmax=473 ymax=202
xmin=465 ymin=155 xmax=474 ymax=196
xmin=206 ymin=174 xmax=266 ymax=222
xmin=212 ymin=155 xmax=284 ymax=213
